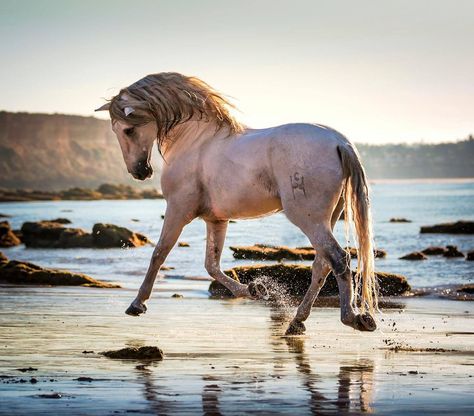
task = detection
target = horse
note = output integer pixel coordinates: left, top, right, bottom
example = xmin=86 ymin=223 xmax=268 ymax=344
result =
xmin=96 ymin=72 xmax=377 ymax=335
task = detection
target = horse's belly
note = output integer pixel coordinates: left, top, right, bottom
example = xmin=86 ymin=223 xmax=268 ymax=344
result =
xmin=205 ymin=192 xmax=282 ymax=220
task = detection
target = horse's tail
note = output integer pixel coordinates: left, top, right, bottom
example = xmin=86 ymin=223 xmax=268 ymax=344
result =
xmin=338 ymin=143 xmax=377 ymax=314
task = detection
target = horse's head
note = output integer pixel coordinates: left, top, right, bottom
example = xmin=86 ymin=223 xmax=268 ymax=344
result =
xmin=96 ymin=72 xmax=243 ymax=179
xmin=96 ymin=100 xmax=157 ymax=181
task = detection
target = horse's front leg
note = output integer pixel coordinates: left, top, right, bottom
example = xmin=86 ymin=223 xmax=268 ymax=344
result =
xmin=125 ymin=207 xmax=190 ymax=316
xmin=205 ymin=220 xmax=267 ymax=299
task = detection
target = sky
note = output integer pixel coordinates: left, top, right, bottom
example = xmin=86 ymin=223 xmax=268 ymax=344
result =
xmin=0 ymin=0 xmax=473 ymax=144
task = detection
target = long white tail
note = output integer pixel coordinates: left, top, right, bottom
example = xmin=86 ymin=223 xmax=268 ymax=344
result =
xmin=338 ymin=143 xmax=377 ymax=314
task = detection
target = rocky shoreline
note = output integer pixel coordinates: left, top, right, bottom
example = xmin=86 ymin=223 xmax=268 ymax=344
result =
xmin=0 ymin=252 xmax=120 ymax=288
xmin=0 ymin=183 xmax=163 ymax=202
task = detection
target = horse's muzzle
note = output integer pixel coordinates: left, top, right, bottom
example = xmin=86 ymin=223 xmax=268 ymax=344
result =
xmin=131 ymin=162 xmax=153 ymax=181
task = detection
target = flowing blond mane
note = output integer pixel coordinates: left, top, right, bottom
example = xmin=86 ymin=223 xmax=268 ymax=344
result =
xmin=107 ymin=72 xmax=243 ymax=146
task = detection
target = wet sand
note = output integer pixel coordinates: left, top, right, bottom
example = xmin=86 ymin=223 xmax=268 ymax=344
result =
xmin=0 ymin=284 xmax=473 ymax=415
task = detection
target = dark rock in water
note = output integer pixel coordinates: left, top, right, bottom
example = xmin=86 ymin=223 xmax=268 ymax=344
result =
xmin=230 ymin=244 xmax=386 ymax=261
xmin=12 ymin=229 xmax=23 ymax=241
xmin=0 ymin=251 xmax=8 ymax=264
xmin=422 ymin=246 xmax=447 ymax=255
xmin=21 ymin=221 xmax=93 ymax=248
xmin=82 ymin=350 xmax=94 ymax=354
xmin=16 ymin=367 xmax=37 ymax=372
xmin=37 ymin=393 xmax=62 ymax=399
xmin=92 ymin=223 xmax=150 ymax=248
xmin=399 ymin=251 xmax=428 ymax=260
xmin=171 ymin=293 xmax=183 ymax=298
xmin=390 ymin=218 xmax=412 ymax=223
xmin=0 ymin=259 xmax=120 ymax=288
xmin=443 ymin=245 xmax=464 ymax=258
xmin=209 ymin=264 xmax=410 ymax=298
xmin=467 ymin=251 xmax=474 ymax=261
xmin=21 ymin=221 xmax=150 ymax=248
xmin=457 ymin=284 xmax=474 ymax=294
xmin=75 ymin=377 xmax=93 ymax=382
xmin=0 ymin=213 xmax=11 ymax=218
xmin=230 ymin=245 xmax=314 ymax=261
xmin=0 ymin=221 xmax=21 ymax=247
xmin=101 ymin=346 xmax=163 ymax=360
xmin=345 ymin=247 xmax=387 ymax=259
xmin=49 ymin=218 xmax=72 ymax=224
xmin=46 ymin=218 xmax=72 ymax=224
xmin=178 ymin=241 xmax=190 ymax=247
xmin=420 ymin=221 xmax=474 ymax=234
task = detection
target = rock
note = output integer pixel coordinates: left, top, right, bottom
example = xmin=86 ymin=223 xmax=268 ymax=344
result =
xmin=209 ymin=264 xmax=410 ymax=298
xmin=16 ymin=367 xmax=37 ymax=372
xmin=21 ymin=221 xmax=93 ymax=248
xmin=75 ymin=377 xmax=93 ymax=382
xmin=443 ymin=245 xmax=464 ymax=258
xmin=399 ymin=251 xmax=428 ymax=260
xmin=37 ymin=393 xmax=62 ymax=399
xmin=0 ymin=259 xmax=120 ymax=288
xmin=345 ymin=247 xmax=387 ymax=259
xmin=467 ymin=251 xmax=474 ymax=261
xmin=92 ymin=223 xmax=150 ymax=248
xmin=0 ymin=221 xmax=22 ymax=247
xmin=230 ymin=244 xmax=386 ymax=261
xmin=390 ymin=218 xmax=412 ymax=223
xmin=48 ymin=218 xmax=71 ymax=224
xmin=422 ymin=246 xmax=447 ymax=255
xmin=178 ymin=241 xmax=190 ymax=247
xmin=0 ymin=251 xmax=8 ymax=264
xmin=420 ymin=221 xmax=474 ymax=234
xmin=160 ymin=265 xmax=175 ymax=271
xmin=21 ymin=221 xmax=150 ymax=249
xmin=0 ymin=213 xmax=11 ymax=218
xmin=171 ymin=293 xmax=183 ymax=298
xmin=101 ymin=346 xmax=163 ymax=360
xmin=457 ymin=284 xmax=474 ymax=294
xmin=230 ymin=245 xmax=314 ymax=261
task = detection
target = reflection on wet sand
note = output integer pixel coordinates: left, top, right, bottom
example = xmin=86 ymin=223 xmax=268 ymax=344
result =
xmin=133 ymin=307 xmax=375 ymax=415
xmin=271 ymin=308 xmax=375 ymax=414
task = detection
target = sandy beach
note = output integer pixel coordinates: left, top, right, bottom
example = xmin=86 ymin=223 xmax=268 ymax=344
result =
xmin=0 ymin=282 xmax=473 ymax=415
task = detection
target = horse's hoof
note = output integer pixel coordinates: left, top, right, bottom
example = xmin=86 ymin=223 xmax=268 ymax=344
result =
xmin=285 ymin=320 xmax=306 ymax=336
xmin=354 ymin=313 xmax=377 ymax=332
xmin=125 ymin=302 xmax=147 ymax=316
xmin=248 ymin=282 xmax=269 ymax=300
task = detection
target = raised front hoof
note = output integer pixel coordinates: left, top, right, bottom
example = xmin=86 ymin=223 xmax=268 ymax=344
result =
xmin=125 ymin=302 xmax=147 ymax=316
xmin=285 ymin=320 xmax=306 ymax=336
xmin=354 ymin=313 xmax=377 ymax=332
xmin=248 ymin=282 xmax=269 ymax=300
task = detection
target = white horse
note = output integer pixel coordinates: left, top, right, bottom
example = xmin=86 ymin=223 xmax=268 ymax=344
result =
xmin=96 ymin=72 xmax=377 ymax=335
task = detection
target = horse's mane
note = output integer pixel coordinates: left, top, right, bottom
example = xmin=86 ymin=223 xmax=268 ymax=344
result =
xmin=107 ymin=72 xmax=243 ymax=146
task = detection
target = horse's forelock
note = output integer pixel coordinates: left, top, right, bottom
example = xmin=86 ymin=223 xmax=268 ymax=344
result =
xmin=109 ymin=72 xmax=243 ymax=143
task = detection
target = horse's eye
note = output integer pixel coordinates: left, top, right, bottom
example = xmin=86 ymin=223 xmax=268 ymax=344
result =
xmin=124 ymin=127 xmax=135 ymax=137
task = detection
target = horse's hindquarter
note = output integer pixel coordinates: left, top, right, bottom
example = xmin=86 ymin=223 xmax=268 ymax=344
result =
xmin=200 ymin=124 xmax=345 ymax=221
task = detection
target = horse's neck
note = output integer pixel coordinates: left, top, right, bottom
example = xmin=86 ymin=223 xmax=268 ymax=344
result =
xmin=162 ymin=120 xmax=230 ymax=161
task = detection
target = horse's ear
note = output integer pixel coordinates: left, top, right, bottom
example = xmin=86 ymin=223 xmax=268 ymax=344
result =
xmin=95 ymin=102 xmax=111 ymax=112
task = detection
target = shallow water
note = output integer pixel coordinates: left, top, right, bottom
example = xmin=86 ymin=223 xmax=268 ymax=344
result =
xmin=0 ymin=288 xmax=473 ymax=415
xmin=0 ymin=180 xmax=473 ymax=414
xmin=1 ymin=180 xmax=473 ymax=290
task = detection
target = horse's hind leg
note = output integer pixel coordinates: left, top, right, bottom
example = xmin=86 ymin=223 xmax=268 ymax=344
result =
xmin=284 ymin=217 xmax=376 ymax=334
xmin=285 ymin=199 xmax=343 ymax=335
xmin=205 ymin=220 xmax=268 ymax=299
xmin=286 ymin=256 xmax=330 ymax=335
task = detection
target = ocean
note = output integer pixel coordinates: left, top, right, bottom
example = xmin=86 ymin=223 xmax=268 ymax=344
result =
xmin=1 ymin=180 xmax=473 ymax=293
